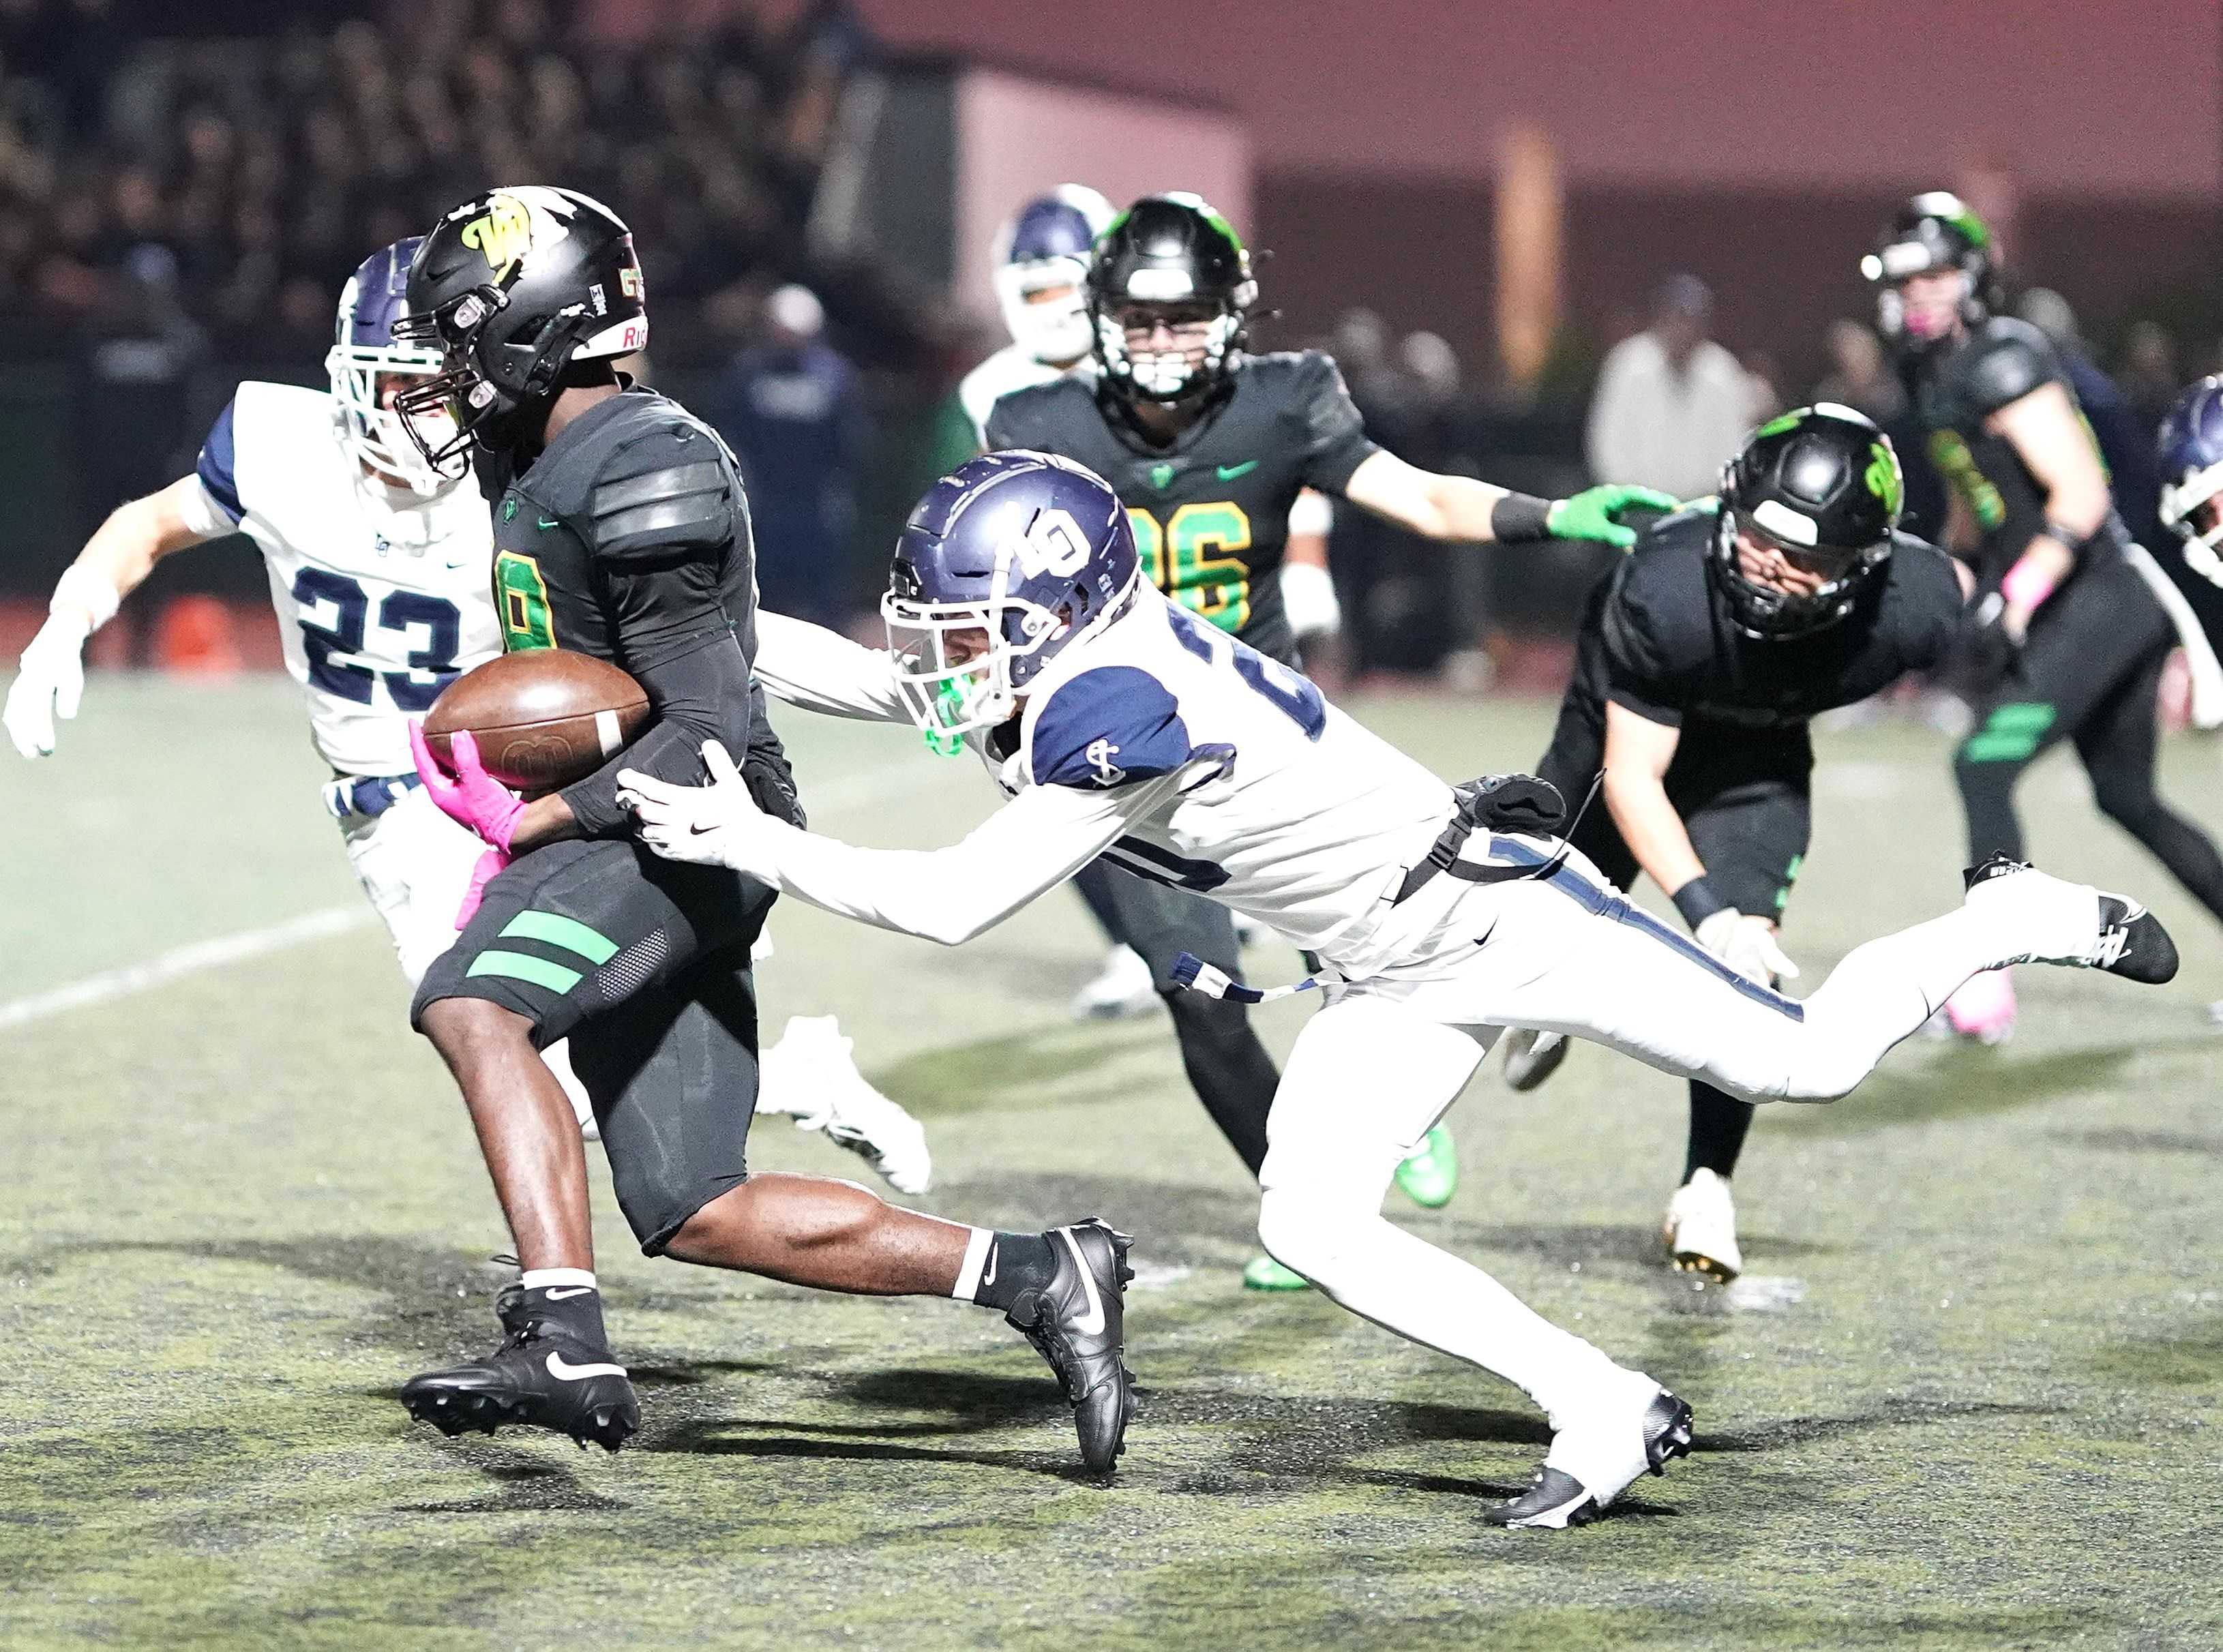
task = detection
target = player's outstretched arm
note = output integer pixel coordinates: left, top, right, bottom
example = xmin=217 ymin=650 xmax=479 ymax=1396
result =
xmin=1337 ymin=449 xmax=1675 ymax=552
xmin=754 ymin=611 xmax=911 ymax=724
xmin=5 ymin=476 xmax=218 ymax=757
xmin=621 ymin=741 xmax=1191 ymax=946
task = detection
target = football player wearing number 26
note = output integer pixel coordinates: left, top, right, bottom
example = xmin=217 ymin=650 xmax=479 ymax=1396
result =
xmin=983 ymin=194 xmax=1676 ymax=1288
xmin=623 ymin=450 xmax=2177 ymax=1527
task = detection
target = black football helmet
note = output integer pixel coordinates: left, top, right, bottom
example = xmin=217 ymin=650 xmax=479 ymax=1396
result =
xmin=1712 ymin=404 xmax=1903 ymax=640
xmin=1086 ymin=193 xmax=1256 ymax=405
xmin=391 ymin=186 xmax=646 ymax=475
xmin=1860 ymin=191 xmax=1998 ymax=349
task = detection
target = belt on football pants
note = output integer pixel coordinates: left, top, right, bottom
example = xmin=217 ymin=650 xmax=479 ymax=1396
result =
xmin=323 ymin=771 xmax=424 ymax=822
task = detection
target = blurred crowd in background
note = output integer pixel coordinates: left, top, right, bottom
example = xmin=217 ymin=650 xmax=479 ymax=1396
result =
xmin=0 ymin=0 xmax=2216 ymax=687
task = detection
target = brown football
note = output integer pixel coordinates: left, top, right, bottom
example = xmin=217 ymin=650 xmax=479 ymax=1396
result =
xmin=423 ymin=650 xmax=651 ymax=794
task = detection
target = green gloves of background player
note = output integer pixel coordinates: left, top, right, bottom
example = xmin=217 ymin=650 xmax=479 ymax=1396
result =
xmin=1547 ymin=484 xmax=1682 ymax=550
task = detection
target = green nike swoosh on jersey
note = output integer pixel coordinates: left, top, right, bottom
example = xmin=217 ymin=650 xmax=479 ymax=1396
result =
xmin=1217 ymin=460 xmax=1260 ymax=480
xmin=537 ymin=517 xmax=561 ymax=530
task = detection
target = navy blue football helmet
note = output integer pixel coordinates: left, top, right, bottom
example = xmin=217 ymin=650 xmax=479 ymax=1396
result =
xmin=2159 ymin=376 xmax=2223 ymax=576
xmin=883 ymin=451 xmax=1141 ymax=748
xmin=991 ymin=185 xmax=1114 ymax=365
xmin=327 ymin=237 xmax=449 ymax=494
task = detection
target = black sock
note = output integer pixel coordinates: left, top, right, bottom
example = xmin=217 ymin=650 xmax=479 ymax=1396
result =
xmin=1163 ymin=990 xmax=1278 ymax=1178
xmin=1682 ymin=1082 xmax=1755 ymax=1184
xmin=971 ymin=1231 xmax=1058 ymax=1312
xmin=516 ymin=1283 xmax=609 ymax=1349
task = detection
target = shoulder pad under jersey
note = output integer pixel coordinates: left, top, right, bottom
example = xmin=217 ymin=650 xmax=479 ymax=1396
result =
xmin=587 ymin=421 xmax=739 ymax=562
xmin=1956 ymin=318 xmax=2065 ymax=419
xmin=1029 ymin=665 xmax=1199 ymax=790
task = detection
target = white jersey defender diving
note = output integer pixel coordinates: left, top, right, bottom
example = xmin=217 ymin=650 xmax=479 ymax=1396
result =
xmin=624 ymin=451 xmax=2180 ymax=1530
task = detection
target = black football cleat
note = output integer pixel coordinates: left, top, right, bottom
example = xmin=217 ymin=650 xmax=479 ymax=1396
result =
xmin=1485 ymin=1388 xmax=1694 ymax=1531
xmin=1963 ymin=856 xmax=2179 ymax=985
xmin=1003 ymin=1218 xmax=1138 ymax=1474
xmin=400 ymin=1283 xmax=638 ymax=1452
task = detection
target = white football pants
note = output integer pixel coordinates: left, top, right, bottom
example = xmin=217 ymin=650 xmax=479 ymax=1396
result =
xmin=1257 ymin=852 xmax=2080 ymax=1430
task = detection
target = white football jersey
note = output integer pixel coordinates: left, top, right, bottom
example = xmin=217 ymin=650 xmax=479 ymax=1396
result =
xmin=190 ymin=381 xmax=500 ymax=776
xmin=959 ymin=344 xmax=1082 ymax=447
xmin=754 ymin=595 xmax=1465 ymax=976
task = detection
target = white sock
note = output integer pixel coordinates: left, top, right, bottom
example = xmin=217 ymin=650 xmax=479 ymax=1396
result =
xmin=520 ymin=1267 xmax=597 ymax=1293
xmin=950 ymin=1228 xmax=992 ymax=1302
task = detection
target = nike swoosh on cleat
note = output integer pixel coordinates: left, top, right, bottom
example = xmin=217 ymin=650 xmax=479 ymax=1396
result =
xmin=1060 ymin=1229 xmax=1106 ymax=1336
xmin=543 ymin=1286 xmax=595 ymax=1300
xmin=545 ymin=1351 xmax=628 ymax=1381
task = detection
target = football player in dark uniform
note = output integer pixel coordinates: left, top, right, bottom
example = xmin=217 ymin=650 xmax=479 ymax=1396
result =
xmin=987 ymin=192 xmax=1671 ymax=1289
xmin=1866 ymin=193 xmax=2223 ymax=1042
xmin=385 ymin=188 xmax=1137 ymax=1471
xmin=1506 ymin=406 xmax=1963 ymax=1278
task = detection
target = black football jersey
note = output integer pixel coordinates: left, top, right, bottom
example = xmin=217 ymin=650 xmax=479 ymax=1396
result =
xmin=480 ymin=385 xmax=764 ymax=835
xmin=1905 ymin=316 xmax=2125 ymax=593
xmin=1565 ymin=502 xmax=1960 ymax=763
xmin=985 ymin=350 xmax=1378 ymax=665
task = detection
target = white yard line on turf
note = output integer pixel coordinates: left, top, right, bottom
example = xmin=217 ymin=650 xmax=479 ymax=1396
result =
xmin=0 ymin=758 xmax=957 ymax=1034
xmin=0 ymin=905 xmax=376 ymax=1031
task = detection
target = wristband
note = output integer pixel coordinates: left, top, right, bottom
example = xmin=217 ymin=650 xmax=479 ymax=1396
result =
xmin=2001 ymin=554 xmax=2061 ymax=612
xmin=2035 ymin=520 xmax=2087 ymax=554
xmin=52 ymin=565 xmax=121 ymax=631
xmin=1489 ymin=492 xmax=1555 ymax=543
xmin=1671 ymin=874 xmax=1731 ymax=929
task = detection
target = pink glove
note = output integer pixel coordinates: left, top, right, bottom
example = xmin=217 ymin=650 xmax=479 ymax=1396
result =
xmin=455 ymin=846 xmax=509 ymax=929
xmin=408 ymin=721 xmax=524 ymax=853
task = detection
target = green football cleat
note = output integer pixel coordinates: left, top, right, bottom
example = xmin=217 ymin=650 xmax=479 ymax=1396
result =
xmin=1395 ymin=1125 xmax=1459 ymax=1209
xmin=1242 ymin=1254 xmax=1311 ymax=1291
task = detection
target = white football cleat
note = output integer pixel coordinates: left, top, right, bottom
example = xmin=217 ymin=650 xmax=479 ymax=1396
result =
xmin=1960 ymin=856 xmax=2178 ymax=983
xmin=1487 ymin=1375 xmax=1694 ymax=1530
xmin=1501 ymin=1028 xmax=1569 ymax=1092
xmin=1662 ymin=1167 xmax=1741 ymax=1282
xmin=1069 ymin=944 xmax=1159 ymax=1021
xmin=759 ymin=1015 xmax=934 ymax=1195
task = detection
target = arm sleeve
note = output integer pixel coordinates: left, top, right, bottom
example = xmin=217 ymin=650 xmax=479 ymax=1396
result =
xmin=1292 ymin=352 xmax=1381 ymax=496
xmin=1596 ymin=566 xmax=1688 ymax=728
xmin=739 ymin=769 xmax=1191 ymax=946
xmin=192 ymin=397 xmax=243 ymax=527
xmin=560 ymin=626 xmax=757 ymax=838
xmin=754 ymin=610 xmax=911 ymax=723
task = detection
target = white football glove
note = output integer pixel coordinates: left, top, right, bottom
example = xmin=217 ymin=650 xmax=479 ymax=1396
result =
xmin=1693 ymin=907 xmax=1800 ymax=985
xmin=5 ymin=609 xmax=91 ymax=758
xmin=618 ymin=739 xmax=779 ymax=875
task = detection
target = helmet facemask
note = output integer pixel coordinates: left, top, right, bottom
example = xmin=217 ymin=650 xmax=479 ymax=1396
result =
xmin=882 ymin=528 xmax=1140 ymax=749
xmin=2161 ymin=456 xmax=2223 ymax=572
xmin=389 ymin=286 xmax=516 ymax=479
xmin=996 ymin=255 xmax=1093 ymax=365
xmin=329 ymin=339 xmax=451 ymax=496
xmin=1711 ymin=505 xmax=1883 ymax=640
xmin=1094 ymin=297 xmax=1242 ymax=404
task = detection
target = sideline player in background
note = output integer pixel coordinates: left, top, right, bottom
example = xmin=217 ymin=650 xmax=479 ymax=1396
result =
xmin=388 ymin=188 xmax=1134 ymax=1470
xmin=987 ymin=193 xmax=1672 ymax=1286
xmin=625 ymin=451 xmax=2176 ymax=1528
xmin=0 ymin=237 xmax=927 ymax=1187
xmin=1506 ymin=408 xmax=1963 ymax=1279
xmin=1866 ymin=194 xmax=2223 ymax=1042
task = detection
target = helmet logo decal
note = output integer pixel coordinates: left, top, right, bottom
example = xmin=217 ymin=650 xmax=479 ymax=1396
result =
xmin=1864 ymin=442 xmax=1903 ymax=515
xmin=1013 ymin=508 xmax=1092 ymax=579
xmin=460 ymin=194 xmax=534 ymax=281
